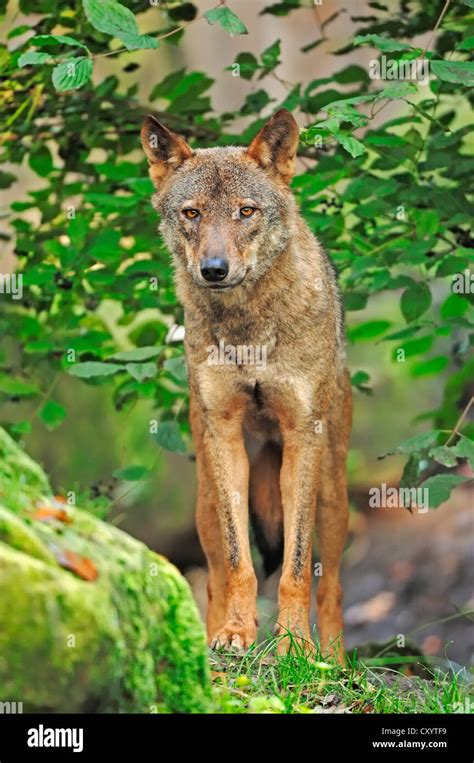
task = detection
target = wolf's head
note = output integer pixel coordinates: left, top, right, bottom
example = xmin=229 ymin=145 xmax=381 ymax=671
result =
xmin=141 ymin=110 xmax=299 ymax=293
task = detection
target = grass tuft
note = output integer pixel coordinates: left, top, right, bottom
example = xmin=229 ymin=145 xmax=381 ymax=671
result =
xmin=209 ymin=634 xmax=473 ymax=714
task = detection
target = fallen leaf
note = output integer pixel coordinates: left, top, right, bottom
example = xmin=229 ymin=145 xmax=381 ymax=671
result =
xmin=34 ymin=502 xmax=72 ymax=524
xmin=33 ymin=495 xmax=72 ymax=524
xmin=49 ymin=545 xmax=98 ymax=581
xmin=64 ymin=550 xmax=98 ymax=581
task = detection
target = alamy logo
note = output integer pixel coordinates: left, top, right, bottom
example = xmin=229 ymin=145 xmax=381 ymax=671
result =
xmin=0 ymin=700 xmax=23 ymax=713
xmin=452 ymin=269 xmax=473 ymax=294
xmin=369 ymin=483 xmax=429 ymax=513
xmin=27 ymin=724 xmax=84 ymax=753
xmin=207 ymin=339 xmax=267 ymax=369
xmin=369 ymin=56 xmax=429 ymax=85
xmin=0 ymin=273 xmax=23 ymax=300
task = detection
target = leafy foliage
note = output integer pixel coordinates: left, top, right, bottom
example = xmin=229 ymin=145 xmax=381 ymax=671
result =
xmin=0 ymin=0 xmax=473 ymax=507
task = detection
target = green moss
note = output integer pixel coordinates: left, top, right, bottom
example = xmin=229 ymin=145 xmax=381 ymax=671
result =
xmin=151 ymin=556 xmax=211 ymax=713
xmin=0 ymin=542 xmax=121 ymax=712
xmin=0 ymin=428 xmax=50 ymax=512
xmin=0 ymin=506 xmax=56 ymax=565
xmin=0 ymin=427 xmax=211 ymax=712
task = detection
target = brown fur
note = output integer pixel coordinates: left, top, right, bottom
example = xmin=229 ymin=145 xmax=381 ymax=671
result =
xmin=141 ymin=110 xmax=352 ymax=661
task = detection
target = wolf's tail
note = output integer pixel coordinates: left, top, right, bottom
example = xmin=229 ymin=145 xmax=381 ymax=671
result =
xmin=249 ymin=441 xmax=284 ymax=577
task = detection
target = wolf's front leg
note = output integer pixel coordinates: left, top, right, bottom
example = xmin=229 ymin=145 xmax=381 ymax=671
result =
xmin=201 ymin=405 xmax=258 ymax=651
xmin=276 ymin=422 xmax=323 ymax=653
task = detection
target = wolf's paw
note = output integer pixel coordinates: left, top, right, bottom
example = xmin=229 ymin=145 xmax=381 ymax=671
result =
xmin=210 ymin=623 xmax=257 ymax=652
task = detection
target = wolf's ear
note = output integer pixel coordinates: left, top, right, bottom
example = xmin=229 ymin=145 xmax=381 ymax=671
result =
xmin=246 ymin=109 xmax=299 ymax=185
xmin=141 ymin=115 xmax=193 ymax=186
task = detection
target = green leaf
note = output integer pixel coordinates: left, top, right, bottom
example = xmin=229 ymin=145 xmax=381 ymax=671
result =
xmin=204 ymin=6 xmax=248 ymax=35
xmin=10 ymin=421 xmax=32 ymax=435
xmin=351 ymin=370 xmax=370 ymax=386
xmin=113 ymin=465 xmax=148 ymax=481
xmin=429 ymin=445 xmax=458 ymax=468
xmin=116 ymin=33 xmax=159 ymax=51
xmin=241 ymin=88 xmax=272 ymax=115
xmin=453 ymin=437 xmax=474 ymax=470
xmin=400 ymin=454 xmax=420 ymax=488
xmin=260 ymin=0 xmax=301 ymax=16
xmin=24 ymin=340 xmax=56 ymax=354
xmin=0 ymin=171 xmax=16 ymax=188
xmin=353 ymin=34 xmax=415 ymax=52
xmin=392 ymin=336 xmax=433 ymax=360
xmin=0 ymin=376 xmax=40 ymax=397
xmin=261 ymin=39 xmax=281 ymax=70
xmin=88 ymin=230 xmax=121 ymax=262
xmin=85 ymin=193 xmax=137 ymax=210
xmin=18 ymin=51 xmax=54 ymax=67
xmin=380 ymin=430 xmax=443 ymax=458
xmin=334 ymin=132 xmax=366 ymax=158
xmin=126 ymin=177 xmax=153 ymax=196
xmin=153 ymin=420 xmax=187 ymax=453
xmin=348 ymin=320 xmax=391 ymax=342
xmin=19 ymin=0 xmax=56 ymax=11
xmin=94 ymin=161 xmax=141 ymax=180
xmin=31 ymin=34 xmax=88 ymax=50
xmin=29 ymin=145 xmax=54 ymax=177
xmin=163 ymin=356 xmax=188 ymax=382
xmin=83 ymin=0 xmax=137 ymax=36
xmin=149 ymin=68 xmax=186 ymax=99
xmin=68 ymin=361 xmax=124 ymax=378
xmin=333 ymin=64 xmax=369 ymax=84
xmin=67 ymin=216 xmax=89 ymax=248
xmin=401 ymin=282 xmax=432 ymax=323
xmin=7 ymin=25 xmax=31 ymax=39
xmin=83 ymin=0 xmax=158 ymax=49
xmin=52 ymin=57 xmax=93 ymax=91
xmin=350 ymin=369 xmax=372 ymax=394
xmin=414 ymin=209 xmax=439 ymax=238
xmin=109 ymin=346 xmax=162 ymax=362
xmin=440 ymin=293 xmax=469 ymax=320
xmin=327 ymin=94 xmax=377 ymax=112
xmin=431 ymin=60 xmax=474 ymax=87
xmin=343 ymin=292 xmax=368 ymax=311
xmin=410 ymin=356 xmax=449 ymax=377
xmin=392 ymin=336 xmax=434 ymax=361
xmin=437 ymin=255 xmax=469 ymax=277
xmin=456 ymin=36 xmax=474 ymax=51
xmin=125 ymin=362 xmax=157 ymax=382
xmin=230 ymin=52 xmax=259 ymax=80
xmin=421 ymin=474 xmax=470 ymax=509
xmin=383 ymin=326 xmax=421 ymax=342
xmin=38 ymin=400 xmax=66 ymax=430
xmin=377 ymin=81 xmax=417 ymax=100
xmin=157 ymin=70 xmax=213 ymax=113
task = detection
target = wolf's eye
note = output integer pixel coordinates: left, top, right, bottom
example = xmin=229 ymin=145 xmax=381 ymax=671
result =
xmin=240 ymin=206 xmax=256 ymax=218
xmin=182 ymin=208 xmax=200 ymax=220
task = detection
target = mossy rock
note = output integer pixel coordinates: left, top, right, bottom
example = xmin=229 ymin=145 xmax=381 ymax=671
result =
xmin=0 ymin=427 xmax=211 ymax=713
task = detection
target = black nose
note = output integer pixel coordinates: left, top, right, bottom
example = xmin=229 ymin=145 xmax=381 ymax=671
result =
xmin=200 ymin=257 xmax=229 ymax=283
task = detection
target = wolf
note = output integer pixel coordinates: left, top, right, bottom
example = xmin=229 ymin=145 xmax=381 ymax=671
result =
xmin=141 ymin=109 xmax=352 ymax=662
